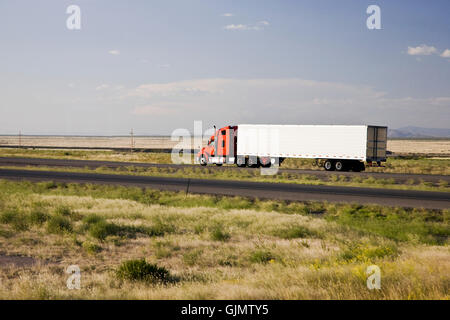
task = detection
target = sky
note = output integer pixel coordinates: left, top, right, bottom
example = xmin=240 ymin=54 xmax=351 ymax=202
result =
xmin=0 ymin=0 xmax=449 ymax=135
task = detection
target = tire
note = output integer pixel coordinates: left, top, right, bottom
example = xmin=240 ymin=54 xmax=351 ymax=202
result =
xmin=200 ymin=156 xmax=207 ymax=166
xmin=324 ymin=160 xmax=334 ymax=171
xmin=351 ymin=161 xmax=364 ymax=172
xmin=215 ymin=163 xmax=223 ymax=167
xmin=247 ymin=157 xmax=259 ymax=168
xmin=335 ymin=160 xmax=345 ymax=171
xmin=259 ymin=157 xmax=271 ymax=168
xmin=236 ymin=156 xmax=247 ymax=167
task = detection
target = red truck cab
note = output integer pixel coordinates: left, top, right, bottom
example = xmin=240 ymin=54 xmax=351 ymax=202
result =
xmin=197 ymin=126 xmax=237 ymax=166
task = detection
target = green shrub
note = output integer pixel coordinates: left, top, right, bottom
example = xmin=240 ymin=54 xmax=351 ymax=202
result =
xmin=82 ymin=214 xmax=105 ymax=225
xmin=28 ymin=210 xmax=49 ymax=225
xmin=272 ymin=225 xmax=318 ymax=239
xmin=210 ymin=225 xmax=231 ymax=242
xmin=183 ymin=249 xmax=203 ymax=266
xmin=0 ymin=227 xmax=13 ymax=238
xmin=249 ymin=249 xmax=274 ymax=264
xmin=0 ymin=210 xmax=29 ymax=231
xmin=0 ymin=210 xmax=17 ymax=224
xmin=47 ymin=215 xmax=72 ymax=234
xmin=82 ymin=241 xmax=102 ymax=254
xmin=146 ymin=220 xmax=175 ymax=236
xmin=340 ymin=244 xmax=398 ymax=263
xmin=83 ymin=215 xmax=169 ymax=240
xmin=88 ymin=221 xmax=119 ymax=240
xmin=55 ymin=205 xmax=72 ymax=216
xmin=326 ymin=205 xmax=449 ymax=245
xmin=116 ymin=259 xmax=173 ymax=283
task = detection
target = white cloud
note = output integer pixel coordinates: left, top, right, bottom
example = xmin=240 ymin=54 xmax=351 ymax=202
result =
xmin=132 ymin=105 xmax=176 ymax=116
xmin=440 ymin=49 xmax=450 ymax=58
xmin=224 ymin=20 xmax=269 ymax=31
xmin=108 ymin=50 xmax=120 ymax=55
xmin=126 ymin=78 xmax=450 ymax=129
xmin=407 ymin=44 xmax=437 ymax=56
xmin=225 ymin=24 xmax=267 ymax=31
xmin=221 ymin=13 xmax=234 ymax=17
xmin=224 ymin=24 xmax=257 ymax=31
xmin=130 ymin=79 xmax=225 ymax=98
xmin=95 ymin=84 xmax=109 ymax=91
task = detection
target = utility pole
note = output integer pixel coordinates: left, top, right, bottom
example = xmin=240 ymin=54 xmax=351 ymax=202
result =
xmin=19 ymin=130 xmax=22 ymax=148
xmin=130 ymin=129 xmax=135 ymax=153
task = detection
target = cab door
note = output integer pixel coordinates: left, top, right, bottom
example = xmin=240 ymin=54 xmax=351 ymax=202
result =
xmin=216 ymin=129 xmax=227 ymax=157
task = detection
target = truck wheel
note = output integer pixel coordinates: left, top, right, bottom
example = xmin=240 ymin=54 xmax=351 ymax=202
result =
xmin=200 ymin=156 xmax=207 ymax=166
xmin=351 ymin=161 xmax=364 ymax=172
xmin=359 ymin=162 xmax=366 ymax=172
xmin=247 ymin=156 xmax=259 ymax=168
xmin=259 ymin=157 xmax=271 ymax=168
xmin=335 ymin=160 xmax=345 ymax=171
xmin=236 ymin=156 xmax=247 ymax=167
xmin=324 ymin=160 xmax=334 ymax=171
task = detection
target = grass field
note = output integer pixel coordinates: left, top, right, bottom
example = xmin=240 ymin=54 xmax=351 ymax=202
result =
xmin=1 ymin=148 xmax=450 ymax=175
xmin=0 ymin=180 xmax=448 ymax=299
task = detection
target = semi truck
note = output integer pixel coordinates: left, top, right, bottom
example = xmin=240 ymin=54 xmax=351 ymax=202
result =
xmin=196 ymin=124 xmax=387 ymax=172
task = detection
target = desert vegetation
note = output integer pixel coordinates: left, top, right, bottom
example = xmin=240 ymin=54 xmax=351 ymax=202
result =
xmin=0 ymin=180 xmax=448 ymax=299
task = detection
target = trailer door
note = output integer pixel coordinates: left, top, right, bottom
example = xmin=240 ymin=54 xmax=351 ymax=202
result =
xmin=366 ymin=126 xmax=387 ymax=162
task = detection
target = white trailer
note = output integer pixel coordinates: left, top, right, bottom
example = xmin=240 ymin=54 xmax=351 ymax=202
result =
xmin=236 ymin=124 xmax=387 ymax=171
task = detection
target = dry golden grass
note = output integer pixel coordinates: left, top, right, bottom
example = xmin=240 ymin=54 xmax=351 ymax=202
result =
xmin=0 ymin=186 xmax=448 ymax=300
xmin=1 ymin=136 xmax=449 ymax=155
xmin=0 ymin=136 xmax=201 ymax=149
xmin=388 ymin=139 xmax=450 ymax=155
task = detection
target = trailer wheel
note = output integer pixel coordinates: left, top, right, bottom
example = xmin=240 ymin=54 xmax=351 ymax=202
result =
xmin=324 ymin=160 xmax=334 ymax=171
xmin=351 ymin=161 xmax=364 ymax=172
xmin=247 ymin=156 xmax=259 ymax=168
xmin=335 ymin=160 xmax=345 ymax=171
xmin=200 ymin=156 xmax=207 ymax=166
xmin=259 ymin=157 xmax=271 ymax=168
xmin=236 ymin=156 xmax=247 ymax=167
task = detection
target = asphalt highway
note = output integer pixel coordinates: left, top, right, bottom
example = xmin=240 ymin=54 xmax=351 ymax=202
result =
xmin=0 ymin=168 xmax=448 ymax=209
xmin=0 ymin=157 xmax=448 ymax=184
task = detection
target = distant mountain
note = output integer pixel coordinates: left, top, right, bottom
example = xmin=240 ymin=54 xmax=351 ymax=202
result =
xmin=388 ymin=126 xmax=450 ymax=138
